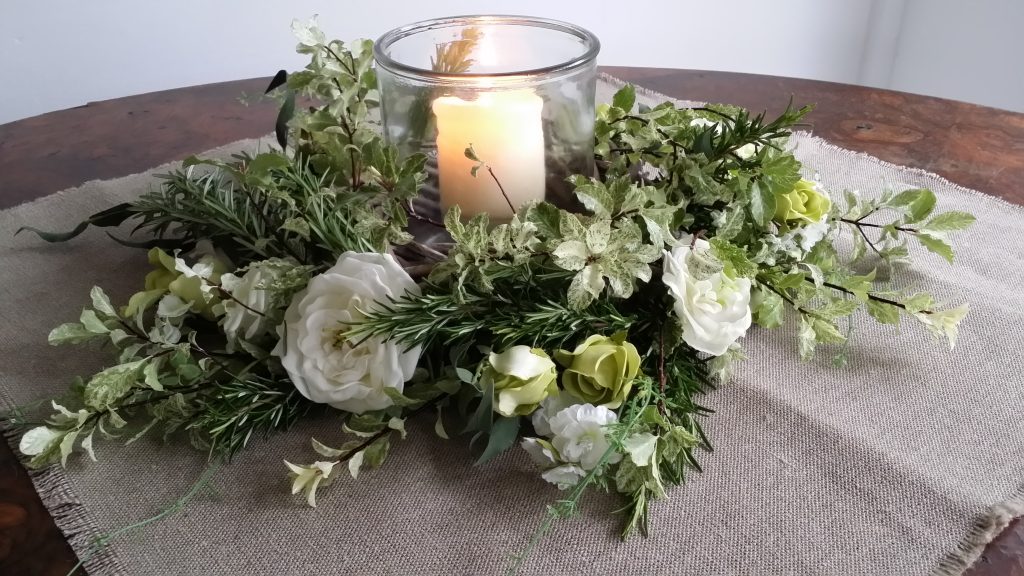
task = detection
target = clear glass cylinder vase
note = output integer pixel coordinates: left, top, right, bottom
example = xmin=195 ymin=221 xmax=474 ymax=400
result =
xmin=374 ymin=15 xmax=600 ymax=223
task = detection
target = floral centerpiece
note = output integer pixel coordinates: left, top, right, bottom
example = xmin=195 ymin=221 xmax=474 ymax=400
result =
xmin=10 ymin=19 xmax=974 ymax=567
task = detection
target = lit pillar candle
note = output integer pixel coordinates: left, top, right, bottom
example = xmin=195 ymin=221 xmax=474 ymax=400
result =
xmin=432 ymin=89 xmax=545 ymax=222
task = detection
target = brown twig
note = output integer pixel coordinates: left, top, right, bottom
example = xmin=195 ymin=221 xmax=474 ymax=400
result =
xmin=215 ymin=286 xmax=267 ymax=318
xmin=404 ymin=203 xmax=446 ymax=228
xmin=841 ymin=218 xmax=918 ymax=234
xmin=689 ymin=230 xmax=706 ymax=249
xmin=486 ymin=165 xmax=517 ymax=216
xmin=814 ymin=279 xmax=934 ymax=314
xmin=334 ymin=394 xmax=446 ymax=464
xmin=405 ymin=240 xmax=449 ymax=262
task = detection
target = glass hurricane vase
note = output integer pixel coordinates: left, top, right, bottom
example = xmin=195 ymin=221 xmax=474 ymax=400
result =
xmin=374 ymin=15 xmax=600 ymax=223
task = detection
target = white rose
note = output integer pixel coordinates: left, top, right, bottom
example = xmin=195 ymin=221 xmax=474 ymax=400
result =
xmin=735 ymin=143 xmax=757 ymax=160
xmin=220 ymin=258 xmax=292 ymax=352
xmin=274 ymin=252 xmax=421 ymax=414
xmin=663 ymin=238 xmax=752 ymax=356
xmin=547 ymin=403 xmax=622 ymax=471
xmin=690 ymin=117 xmax=718 ymax=131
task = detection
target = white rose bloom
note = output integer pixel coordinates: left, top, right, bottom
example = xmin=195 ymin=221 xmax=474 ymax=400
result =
xmin=663 ymin=238 xmax=752 ymax=356
xmin=274 ymin=252 xmax=421 ymax=414
xmin=541 ymin=464 xmax=587 ymax=490
xmin=220 ymin=259 xmax=290 ymax=351
xmin=547 ymin=403 xmax=622 ymax=471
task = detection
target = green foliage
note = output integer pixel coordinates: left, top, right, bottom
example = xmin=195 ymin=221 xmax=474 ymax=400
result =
xmin=840 ymin=187 xmax=974 ymax=266
xmin=9 ymin=21 xmax=979 ymax=572
xmin=189 ymin=375 xmax=310 ymax=460
xmin=349 ymin=285 xmax=637 ymax=353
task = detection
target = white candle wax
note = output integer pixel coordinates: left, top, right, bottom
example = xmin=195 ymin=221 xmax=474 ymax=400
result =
xmin=432 ymin=90 xmax=545 ymax=222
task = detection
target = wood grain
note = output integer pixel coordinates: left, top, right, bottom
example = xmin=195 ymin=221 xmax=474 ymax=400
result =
xmin=1 ymin=67 xmax=1022 ymax=575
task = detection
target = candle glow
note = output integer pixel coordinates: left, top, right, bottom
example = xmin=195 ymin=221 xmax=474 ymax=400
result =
xmin=431 ymin=89 xmax=546 ymax=222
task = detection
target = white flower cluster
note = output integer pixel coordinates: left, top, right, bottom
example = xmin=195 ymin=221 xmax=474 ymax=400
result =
xmin=521 ymin=392 xmax=622 ymax=489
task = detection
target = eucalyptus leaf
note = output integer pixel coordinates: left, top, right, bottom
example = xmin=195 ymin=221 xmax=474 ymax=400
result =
xmin=475 ymin=416 xmax=520 ymax=466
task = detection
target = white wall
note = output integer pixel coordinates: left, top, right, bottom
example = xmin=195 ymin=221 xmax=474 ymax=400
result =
xmin=0 ymin=0 xmax=1020 ymax=124
xmin=886 ymin=0 xmax=1024 ymax=113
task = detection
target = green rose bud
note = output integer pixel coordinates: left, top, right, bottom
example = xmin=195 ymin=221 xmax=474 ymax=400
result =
xmin=774 ymin=179 xmax=832 ymax=225
xmin=143 ymin=248 xmax=227 ymax=320
xmin=554 ymin=333 xmax=640 ymax=409
xmin=485 ymin=346 xmax=558 ymax=417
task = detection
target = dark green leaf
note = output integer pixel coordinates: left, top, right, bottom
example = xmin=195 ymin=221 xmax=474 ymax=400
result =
xmin=474 ymin=416 xmax=519 ymax=465
xmin=275 ymin=90 xmax=296 ymax=151
xmin=265 ymin=70 xmax=288 ymax=94
xmin=15 ymin=203 xmax=134 ymax=243
xmin=106 ymin=232 xmax=195 ymax=251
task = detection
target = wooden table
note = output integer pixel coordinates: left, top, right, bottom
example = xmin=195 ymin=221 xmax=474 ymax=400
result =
xmin=1 ymin=67 xmax=1022 ymax=575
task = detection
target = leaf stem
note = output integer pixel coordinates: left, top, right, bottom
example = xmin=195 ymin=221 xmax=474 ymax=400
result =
xmin=851 ymin=221 xmax=885 ymax=259
xmin=66 ymin=465 xmax=219 ymax=576
xmin=658 ymin=327 xmax=667 ymax=415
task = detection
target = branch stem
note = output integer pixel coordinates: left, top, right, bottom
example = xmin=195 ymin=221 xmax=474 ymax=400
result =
xmin=404 ymin=204 xmax=445 ymax=228
xmin=841 ymin=218 xmax=918 ymax=234
xmin=335 ymin=394 xmax=446 ymax=464
xmin=487 ymin=166 xmax=517 ymax=216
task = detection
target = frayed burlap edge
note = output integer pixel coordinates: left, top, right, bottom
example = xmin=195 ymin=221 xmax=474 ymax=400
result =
xmin=935 ymin=488 xmax=1024 ymax=575
xmin=0 ymin=422 xmax=128 ymax=576
xmin=0 ymin=136 xmax=268 ymax=575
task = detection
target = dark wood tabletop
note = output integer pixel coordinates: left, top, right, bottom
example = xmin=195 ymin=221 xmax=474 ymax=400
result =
xmin=1 ymin=66 xmax=1022 ymax=575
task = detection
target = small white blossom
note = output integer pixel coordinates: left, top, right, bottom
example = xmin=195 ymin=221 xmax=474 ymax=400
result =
xmin=220 ymin=258 xmax=292 ymax=352
xmin=285 ymin=460 xmax=336 ymax=507
xmin=548 ymin=403 xmax=621 ymax=471
xmin=530 ymin=390 xmax=576 ymax=437
xmin=541 ymin=464 xmax=587 ymax=490
xmin=521 ymin=437 xmax=559 ymax=467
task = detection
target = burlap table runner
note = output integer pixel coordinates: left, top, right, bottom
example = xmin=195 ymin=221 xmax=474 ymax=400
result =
xmin=1 ymin=78 xmax=1022 ymax=576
